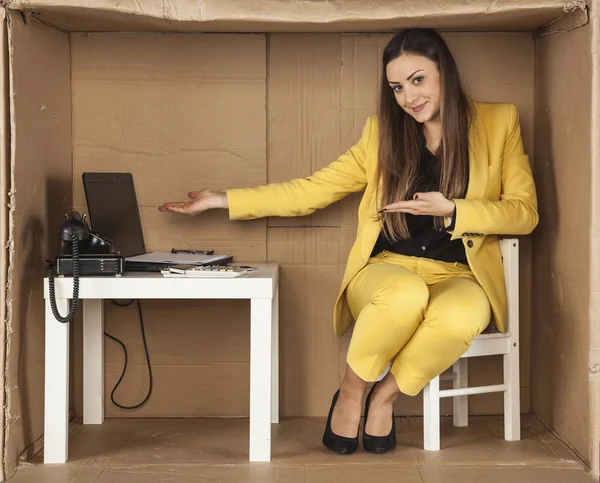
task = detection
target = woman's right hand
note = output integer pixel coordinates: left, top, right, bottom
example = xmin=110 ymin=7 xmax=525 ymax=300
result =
xmin=158 ymin=188 xmax=228 ymax=216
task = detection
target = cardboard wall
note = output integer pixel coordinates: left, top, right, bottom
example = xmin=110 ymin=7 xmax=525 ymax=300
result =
xmin=0 ymin=7 xmax=8 ymax=480
xmin=590 ymin=1 xmax=600 ymax=477
xmin=70 ymin=32 xmax=267 ymax=417
xmin=68 ymin=31 xmax=536 ymax=420
xmin=532 ymin=23 xmax=593 ymax=463
xmin=3 ymin=1 xmax=598 ymax=479
xmin=266 ymin=33 xmax=349 ymax=416
xmin=8 ymin=0 xmax=582 ymax=32
xmin=5 ymin=13 xmax=72 ymax=477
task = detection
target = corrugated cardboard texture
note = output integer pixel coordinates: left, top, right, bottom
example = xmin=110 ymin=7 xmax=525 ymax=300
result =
xmin=70 ymin=32 xmax=267 ymax=261
xmin=532 ymin=23 xmax=592 ymax=463
xmin=6 ymin=415 xmax=596 ymax=483
xmin=2 ymin=1 xmax=597 ymax=478
xmin=0 ymin=8 xmax=8 ymax=480
xmin=69 ymin=31 xmax=537 ymax=420
xmin=266 ymin=34 xmax=342 ymax=229
xmin=590 ymin=1 xmax=600 ymax=478
xmin=7 ymin=0 xmax=585 ymax=32
xmin=70 ymin=32 xmax=267 ymax=417
xmin=5 ymin=12 xmax=72 ymax=479
xmin=266 ymin=34 xmax=346 ymax=416
xmin=75 ymin=300 xmax=253 ymax=417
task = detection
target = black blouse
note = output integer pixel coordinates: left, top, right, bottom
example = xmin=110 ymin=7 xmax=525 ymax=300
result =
xmin=371 ymin=148 xmax=468 ymax=265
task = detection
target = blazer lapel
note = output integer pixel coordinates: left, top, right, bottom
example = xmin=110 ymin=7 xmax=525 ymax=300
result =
xmin=465 ymin=105 xmax=489 ymax=201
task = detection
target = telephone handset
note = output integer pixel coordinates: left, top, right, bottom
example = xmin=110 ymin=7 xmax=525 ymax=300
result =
xmin=47 ymin=211 xmax=123 ymax=323
xmin=59 ymin=211 xmax=90 ymax=243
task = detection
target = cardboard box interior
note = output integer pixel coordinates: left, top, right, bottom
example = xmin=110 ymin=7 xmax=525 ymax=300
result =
xmin=1 ymin=0 xmax=598 ymax=481
xmin=0 ymin=7 xmax=9 ymax=478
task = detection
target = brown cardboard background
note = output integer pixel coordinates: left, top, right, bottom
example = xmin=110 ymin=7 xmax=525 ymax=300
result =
xmin=8 ymin=0 xmax=584 ymax=32
xmin=1 ymin=0 xmax=598 ymax=480
xmin=4 ymin=415 xmax=595 ymax=483
xmin=590 ymin=0 xmax=600 ymax=476
xmin=70 ymin=32 xmax=267 ymax=417
xmin=532 ymin=23 xmax=592 ymax=462
xmin=0 ymin=6 xmax=9 ymax=478
xmin=5 ymin=12 xmax=72 ymax=478
xmin=266 ymin=33 xmax=347 ymax=416
xmin=68 ymin=31 xmax=536 ymax=420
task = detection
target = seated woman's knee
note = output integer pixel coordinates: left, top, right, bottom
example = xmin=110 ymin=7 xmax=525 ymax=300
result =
xmin=437 ymin=297 xmax=491 ymax=344
xmin=373 ymin=276 xmax=429 ymax=318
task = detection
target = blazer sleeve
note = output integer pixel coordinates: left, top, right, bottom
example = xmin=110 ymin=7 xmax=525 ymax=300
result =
xmin=448 ymin=104 xmax=539 ymax=240
xmin=225 ymin=117 xmax=372 ymax=220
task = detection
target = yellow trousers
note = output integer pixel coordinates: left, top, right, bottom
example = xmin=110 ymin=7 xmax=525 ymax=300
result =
xmin=346 ymin=251 xmax=491 ymax=396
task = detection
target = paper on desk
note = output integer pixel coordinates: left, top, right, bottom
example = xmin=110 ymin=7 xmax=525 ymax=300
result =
xmin=125 ymin=251 xmax=231 ymax=264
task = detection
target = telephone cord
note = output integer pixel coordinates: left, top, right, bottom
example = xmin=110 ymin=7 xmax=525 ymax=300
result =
xmin=105 ymin=299 xmax=153 ymax=410
xmin=47 ymin=238 xmax=152 ymax=409
xmin=47 ymin=233 xmax=80 ymax=324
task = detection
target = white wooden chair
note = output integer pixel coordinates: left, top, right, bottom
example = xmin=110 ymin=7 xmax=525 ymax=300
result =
xmin=422 ymin=237 xmax=520 ymax=450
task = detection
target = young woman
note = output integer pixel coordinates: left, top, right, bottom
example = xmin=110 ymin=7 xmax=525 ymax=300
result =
xmin=158 ymin=28 xmax=538 ymax=455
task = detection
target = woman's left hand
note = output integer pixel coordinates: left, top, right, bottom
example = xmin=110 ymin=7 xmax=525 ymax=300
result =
xmin=379 ymin=192 xmax=455 ymax=217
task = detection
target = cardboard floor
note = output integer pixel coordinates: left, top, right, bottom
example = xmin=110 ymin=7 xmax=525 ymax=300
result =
xmin=7 ymin=415 xmax=595 ymax=482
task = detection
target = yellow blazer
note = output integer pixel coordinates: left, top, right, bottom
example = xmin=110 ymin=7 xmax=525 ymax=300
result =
xmin=226 ymin=102 xmax=539 ymax=335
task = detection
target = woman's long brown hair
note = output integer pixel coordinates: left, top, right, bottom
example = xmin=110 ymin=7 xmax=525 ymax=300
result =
xmin=375 ymin=29 xmax=473 ymax=241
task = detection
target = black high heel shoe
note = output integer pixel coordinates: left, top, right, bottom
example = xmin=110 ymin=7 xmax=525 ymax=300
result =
xmin=322 ymin=390 xmax=359 ymax=455
xmin=362 ymin=382 xmax=396 ymax=453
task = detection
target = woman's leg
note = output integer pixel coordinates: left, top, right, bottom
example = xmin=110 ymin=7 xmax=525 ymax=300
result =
xmin=366 ymin=276 xmax=491 ymax=435
xmin=331 ymin=261 xmax=429 ymax=438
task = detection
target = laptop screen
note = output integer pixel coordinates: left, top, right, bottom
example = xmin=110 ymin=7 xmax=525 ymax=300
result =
xmin=82 ymin=172 xmax=146 ymax=258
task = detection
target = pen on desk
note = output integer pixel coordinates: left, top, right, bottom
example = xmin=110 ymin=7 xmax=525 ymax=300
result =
xmin=171 ymin=248 xmax=214 ymax=255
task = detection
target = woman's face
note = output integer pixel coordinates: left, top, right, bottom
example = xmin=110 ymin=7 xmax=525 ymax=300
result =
xmin=386 ymin=53 xmax=441 ymax=124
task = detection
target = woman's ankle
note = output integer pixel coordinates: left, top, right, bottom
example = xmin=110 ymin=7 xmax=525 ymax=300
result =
xmin=372 ymin=376 xmax=401 ymax=404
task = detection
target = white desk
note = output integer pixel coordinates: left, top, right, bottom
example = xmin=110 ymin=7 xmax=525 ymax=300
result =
xmin=43 ymin=264 xmax=279 ymax=464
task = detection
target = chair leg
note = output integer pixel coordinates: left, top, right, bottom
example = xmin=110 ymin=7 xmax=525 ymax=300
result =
xmin=453 ymin=358 xmax=468 ymax=427
xmin=423 ymin=376 xmax=440 ymax=451
xmin=504 ymin=344 xmax=521 ymax=441
xmin=377 ymin=362 xmax=391 ymax=382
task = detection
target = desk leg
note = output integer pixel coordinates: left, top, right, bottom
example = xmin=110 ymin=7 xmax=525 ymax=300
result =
xmin=83 ymin=299 xmax=104 ymax=424
xmin=249 ymin=298 xmax=272 ymax=462
xmin=271 ymin=287 xmax=279 ymax=424
xmin=44 ymin=298 xmax=70 ymax=464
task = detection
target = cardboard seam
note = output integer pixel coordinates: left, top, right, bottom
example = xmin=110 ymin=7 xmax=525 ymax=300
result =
xmin=28 ymin=12 xmax=67 ymax=34
xmin=0 ymin=7 xmax=8 ymax=482
xmin=537 ymin=3 xmax=589 ymax=36
xmin=0 ymin=0 xmax=591 ymax=33
xmin=2 ymin=10 xmax=16 ymax=481
xmin=1 ymin=0 xmax=587 ymax=17
xmin=589 ymin=0 xmax=600 ymax=477
xmin=531 ymin=413 xmax=592 ymax=472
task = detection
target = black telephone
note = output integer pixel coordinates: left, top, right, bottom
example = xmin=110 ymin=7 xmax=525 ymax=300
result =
xmin=47 ymin=211 xmax=123 ymax=323
xmin=47 ymin=213 xmax=152 ymax=411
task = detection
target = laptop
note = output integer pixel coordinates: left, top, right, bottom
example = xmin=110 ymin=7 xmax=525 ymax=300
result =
xmin=82 ymin=172 xmax=233 ymax=272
